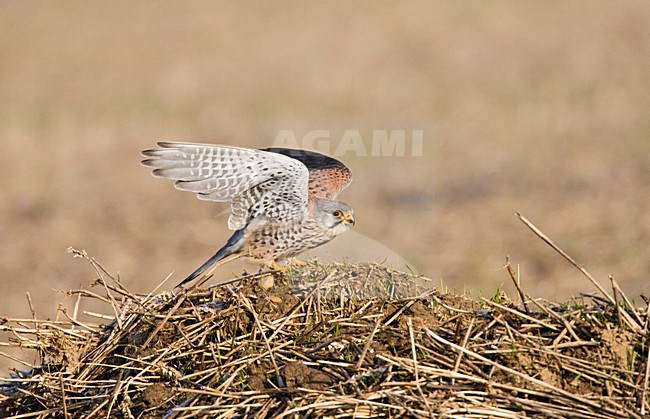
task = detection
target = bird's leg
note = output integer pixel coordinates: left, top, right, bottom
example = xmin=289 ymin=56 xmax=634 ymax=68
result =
xmin=257 ymin=260 xmax=282 ymax=290
xmin=256 ymin=258 xmax=305 ymax=290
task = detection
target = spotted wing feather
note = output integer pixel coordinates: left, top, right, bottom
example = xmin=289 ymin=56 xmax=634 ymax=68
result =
xmin=262 ymin=148 xmax=352 ymax=199
xmin=142 ymin=142 xmax=309 ymax=230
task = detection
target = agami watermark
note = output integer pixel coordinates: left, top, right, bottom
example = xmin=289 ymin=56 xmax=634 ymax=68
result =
xmin=273 ymin=129 xmax=424 ymax=157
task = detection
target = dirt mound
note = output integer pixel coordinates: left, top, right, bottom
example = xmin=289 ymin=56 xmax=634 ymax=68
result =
xmin=1 ymin=261 xmax=648 ymax=418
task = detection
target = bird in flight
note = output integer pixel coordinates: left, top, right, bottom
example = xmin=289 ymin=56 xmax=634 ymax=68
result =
xmin=141 ymin=142 xmax=355 ymax=288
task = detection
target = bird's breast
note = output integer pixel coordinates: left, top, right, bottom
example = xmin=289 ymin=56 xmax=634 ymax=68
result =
xmin=243 ymin=219 xmax=333 ymax=260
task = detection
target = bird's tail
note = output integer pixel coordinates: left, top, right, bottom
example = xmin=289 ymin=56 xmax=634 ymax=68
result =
xmin=175 ymin=230 xmax=245 ymax=289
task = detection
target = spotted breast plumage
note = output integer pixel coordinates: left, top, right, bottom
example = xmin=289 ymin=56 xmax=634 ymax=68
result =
xmin=141 ymin=142 xmax=354 ymax=288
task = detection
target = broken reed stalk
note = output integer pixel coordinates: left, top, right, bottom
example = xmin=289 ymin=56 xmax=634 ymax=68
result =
xmin=516 ymin=213 xmax=615 ymax=303
xmin=504 ymin=256 xmax=529 ymax=313
xmin=516 ymin=212 xmax=643 ymax=332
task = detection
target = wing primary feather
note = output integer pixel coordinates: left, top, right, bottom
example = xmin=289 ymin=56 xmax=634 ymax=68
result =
xmin=142 ymin=143 xmax=310 ymax=229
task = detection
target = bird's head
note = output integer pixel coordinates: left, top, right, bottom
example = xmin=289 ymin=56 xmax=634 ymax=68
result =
xmin=314 ymin=199 xmax=355 ymax=233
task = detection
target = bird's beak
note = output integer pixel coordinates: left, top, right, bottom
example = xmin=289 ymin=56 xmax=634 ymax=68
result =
xmin=344 ymin=213 xmax=355 ymax=226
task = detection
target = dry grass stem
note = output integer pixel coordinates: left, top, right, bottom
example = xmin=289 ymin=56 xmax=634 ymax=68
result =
xmin=1 ymin=260 xmax=648 ymax=417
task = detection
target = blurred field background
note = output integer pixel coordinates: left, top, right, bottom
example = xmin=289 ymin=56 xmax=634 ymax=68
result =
xmin=1 ymin=2 xmax=649 ymax=370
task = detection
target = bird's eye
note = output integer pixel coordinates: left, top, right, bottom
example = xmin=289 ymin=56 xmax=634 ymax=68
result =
xmin=333 ymin=210 xmax=343 ymax=217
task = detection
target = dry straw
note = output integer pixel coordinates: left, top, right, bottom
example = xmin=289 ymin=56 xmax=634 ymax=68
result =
xmin=1 ymin=215 xmax=648 ymax=418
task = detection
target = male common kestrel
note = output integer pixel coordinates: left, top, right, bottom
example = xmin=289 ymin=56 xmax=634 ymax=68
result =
xmin=141 ymin=142 xmax=354 ymax=288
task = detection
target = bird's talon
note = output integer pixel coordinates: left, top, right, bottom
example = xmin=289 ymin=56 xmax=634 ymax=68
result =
xmin=290 ymin=258 xmax=307 ymax=267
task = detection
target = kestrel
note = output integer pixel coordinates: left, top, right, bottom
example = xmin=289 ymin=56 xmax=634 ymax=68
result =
xmin=141 ymin=142 xmax=354 ymax=288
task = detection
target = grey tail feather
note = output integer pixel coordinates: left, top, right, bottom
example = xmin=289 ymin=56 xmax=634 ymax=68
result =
xmin=175 ymin=230 xmax=244 ymax=289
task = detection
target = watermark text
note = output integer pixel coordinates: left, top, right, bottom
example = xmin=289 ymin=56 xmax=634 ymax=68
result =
xmin=273 ymin=130 xmax=424 ymax=157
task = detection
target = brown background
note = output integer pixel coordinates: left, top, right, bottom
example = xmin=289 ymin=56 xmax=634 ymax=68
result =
xmin=1 ymin=2 xmax=648 ymax=369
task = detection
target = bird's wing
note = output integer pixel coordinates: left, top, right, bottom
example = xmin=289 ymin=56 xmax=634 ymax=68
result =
xmin=262 ymin=148 xmax=352 ymax=200
xmin=142 ymin=142 xmax=309 ymax=230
